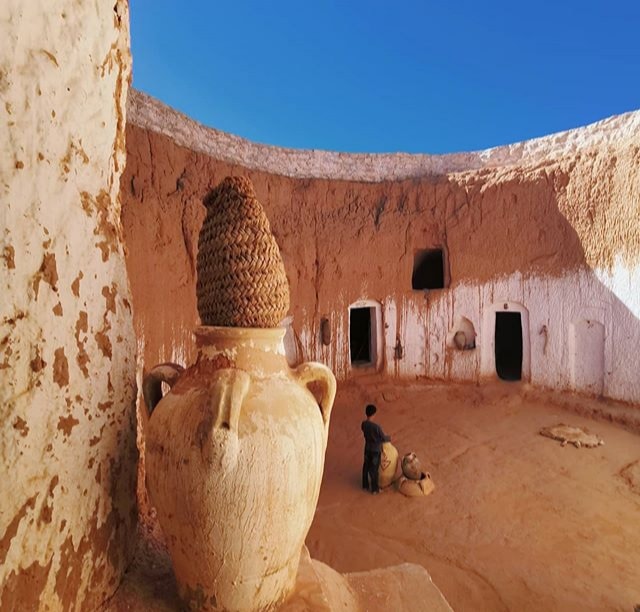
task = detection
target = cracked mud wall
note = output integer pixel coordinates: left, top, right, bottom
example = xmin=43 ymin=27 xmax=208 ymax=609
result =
xmin=122 ymin=92 xmax=640 ymax=403
xmin=1 ymin=1 xmax=137 ymax=610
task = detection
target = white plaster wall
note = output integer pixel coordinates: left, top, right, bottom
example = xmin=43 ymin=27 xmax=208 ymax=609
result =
xmin=595 ymin=258 xmax=640 ymax=321
xmin=0 ymin=1 xmax=136 ymax=610
xmin=300 ymin=267 xmax=640 ymax=404
xmin=414 ymin=268 xmax=639 ymax=402
xmin=569 ymin=320 xmax=605 ymax=395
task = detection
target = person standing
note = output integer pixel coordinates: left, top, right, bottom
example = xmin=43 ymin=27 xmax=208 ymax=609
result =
xmin=361 ymin=404 xmax=391 ymax=494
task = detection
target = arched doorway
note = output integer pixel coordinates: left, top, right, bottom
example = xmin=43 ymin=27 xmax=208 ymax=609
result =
xmin=482 ymin=302 xmax=530 ymax=382
xmin=348 ymin=300 xmax=383 ymax=371
xmin=495 ymin=311 xmax=523 ymax=380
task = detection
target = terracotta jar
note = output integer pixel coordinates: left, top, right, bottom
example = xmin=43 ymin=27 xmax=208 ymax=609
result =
xmin=396 ymin=474 xmax=435 ymax=498
xmin=143 ymin=325 xmax=336 ymax=611
xmin=378 ymin=442 xmax=399 ymax=488
xmin=401 ymin=452 xmax=423 ymax=480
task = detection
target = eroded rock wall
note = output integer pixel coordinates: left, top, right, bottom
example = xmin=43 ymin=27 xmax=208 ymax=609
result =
xmin=1 ymin=1 xmax=137 ymax=609
xmin=122 ymin=92 xmax=640 ymax=403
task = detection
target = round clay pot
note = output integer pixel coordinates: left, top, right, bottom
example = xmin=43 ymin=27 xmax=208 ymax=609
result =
xmin=378 ymin=442 xmax=399 ymax=488
xmin=401 ymin=452 xmax=423 ymax=480
xmin=397 ymin=473 xmax=435 ymax=498
xmin=143 ymin=326 xmax=336 ymax=611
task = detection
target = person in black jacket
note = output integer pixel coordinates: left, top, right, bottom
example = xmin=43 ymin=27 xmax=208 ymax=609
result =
xmin=361 ymin=404 xmax=391 ymax=494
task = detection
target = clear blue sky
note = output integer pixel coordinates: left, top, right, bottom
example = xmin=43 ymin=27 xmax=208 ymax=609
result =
xmin=130 ymin=1 xmax=640 ymax=154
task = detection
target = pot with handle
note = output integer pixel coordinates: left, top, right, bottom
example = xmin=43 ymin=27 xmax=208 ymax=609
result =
xmin=142 ymin=325 xmax=336 ymax=612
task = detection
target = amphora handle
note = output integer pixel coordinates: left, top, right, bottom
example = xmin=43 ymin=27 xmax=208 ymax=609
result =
xmin=142 ymin=362 xmax=185 ymax=417
xmin=294 ymin=362 xmax=336 ymax=435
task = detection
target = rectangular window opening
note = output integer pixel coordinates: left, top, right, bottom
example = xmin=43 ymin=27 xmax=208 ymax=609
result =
xmin=412 ymin=248 xmax=446 ymax=290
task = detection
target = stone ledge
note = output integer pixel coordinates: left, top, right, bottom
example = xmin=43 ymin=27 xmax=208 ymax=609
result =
xmin=127 ymin=89 xmax=640 ymax=182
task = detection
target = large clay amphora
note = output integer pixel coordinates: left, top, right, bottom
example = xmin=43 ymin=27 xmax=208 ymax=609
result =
xmin=143 ymin=326 xmax=336 ymax=611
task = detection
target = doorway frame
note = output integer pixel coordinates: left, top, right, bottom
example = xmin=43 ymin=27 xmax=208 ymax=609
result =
xmin=569 ymin=318 xmax=605 ymax=396
xmin=348 ymin=300 xmax=383 ymax=372
xmin=481 ymin=301 xmax=531 ymax=382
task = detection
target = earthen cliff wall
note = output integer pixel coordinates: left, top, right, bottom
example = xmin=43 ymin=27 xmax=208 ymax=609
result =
xmin=122 ymin=91 xmax=640 ymax=403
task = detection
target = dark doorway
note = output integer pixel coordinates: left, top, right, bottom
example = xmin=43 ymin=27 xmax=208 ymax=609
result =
xmin=412 ymin=249 xmax=446 ymax=289
xmin=495 ymin=312 xmax=523 ymax=381
xmin=350 ymin=307 xmax=372 ymax=365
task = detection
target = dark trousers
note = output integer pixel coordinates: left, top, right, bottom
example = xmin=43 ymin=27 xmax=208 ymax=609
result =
xmin=362 ymin=450 xmax=381 ymax=492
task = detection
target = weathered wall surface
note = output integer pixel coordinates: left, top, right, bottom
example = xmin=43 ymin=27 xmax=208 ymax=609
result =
xmin=0 ymin=2 xmax=137 ymax=610
xmin=122 ymin=91 xmax=640 ymax=404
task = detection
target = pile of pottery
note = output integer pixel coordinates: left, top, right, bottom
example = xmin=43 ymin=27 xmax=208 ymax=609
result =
xmin=377 ymin=446 xmax=435 ymax=498
xmin=396 ymin=452 xmax=435 ymax=497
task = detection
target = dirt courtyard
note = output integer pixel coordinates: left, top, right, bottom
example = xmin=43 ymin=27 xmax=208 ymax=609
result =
xmin=108 ymin=380 xmax=640 ymax=611
xmin=306 ymin=380 xmax=640 ymax=612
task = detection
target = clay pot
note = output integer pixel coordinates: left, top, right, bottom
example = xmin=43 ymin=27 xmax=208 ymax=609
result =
xmin=397 ymin=473 xmax=435 ymax=498
xmin=378 ymin=442 xmax=399 ymax=488
xmin=401 ymin=452 xmax=423 ymax=480
xmin=143 ymin=326 xmax=336 ymax=611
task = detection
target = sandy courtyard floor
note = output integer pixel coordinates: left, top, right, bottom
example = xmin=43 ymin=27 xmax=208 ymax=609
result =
xmin=108 ymin=380 xmax=640 ymax=611
xmin=306 ymin=380 xmax=640 ymax=612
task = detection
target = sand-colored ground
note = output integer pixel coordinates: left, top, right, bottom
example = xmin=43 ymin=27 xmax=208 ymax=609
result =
xmin=107 ymin=381 xmax=640 ymax=611
xmin=308 ymin=380 xmax=640 ymax=612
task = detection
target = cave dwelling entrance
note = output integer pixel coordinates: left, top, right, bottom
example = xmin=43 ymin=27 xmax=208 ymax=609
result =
xmin=349 ymin=300 xmax=382 ymax=371
xmin=495 ymin=311 xmax=523 ymax=380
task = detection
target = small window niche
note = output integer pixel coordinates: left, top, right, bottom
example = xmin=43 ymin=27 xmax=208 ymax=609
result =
xmin=412 ymin=248 xmax=447 ymax=290
xmin=447 ymin=316 xmax=476 ymax=350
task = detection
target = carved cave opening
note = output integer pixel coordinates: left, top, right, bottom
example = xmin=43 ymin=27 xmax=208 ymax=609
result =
xmin=495 ymin=312 xmax=523 ymax=381
xmin=412 ymin=248 xmax=445 ymax=290
xmin=350 ymin=307 xmax=374 ymax=366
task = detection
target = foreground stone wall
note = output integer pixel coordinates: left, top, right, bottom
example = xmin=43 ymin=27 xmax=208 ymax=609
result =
xmin=1 ymin=1 xmax=137 ymax=609
xmin=123 ymin=91 xmax=640 ymax=403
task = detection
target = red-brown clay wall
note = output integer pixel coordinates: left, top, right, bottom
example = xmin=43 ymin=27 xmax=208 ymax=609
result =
xmin=121 ymin=91 xmax=640 ymax=403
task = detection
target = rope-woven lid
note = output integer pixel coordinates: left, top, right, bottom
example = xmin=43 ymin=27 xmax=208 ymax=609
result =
xmin=196 ymin=176 xmax=290 ymax=327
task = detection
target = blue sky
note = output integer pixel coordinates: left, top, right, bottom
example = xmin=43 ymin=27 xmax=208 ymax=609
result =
xmin=130 ymin=1 xmax=640 ymax=154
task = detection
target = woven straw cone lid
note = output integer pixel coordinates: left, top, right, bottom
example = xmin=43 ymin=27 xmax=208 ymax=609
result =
xmin=196 ymin=176 xmax=290 ymax=328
